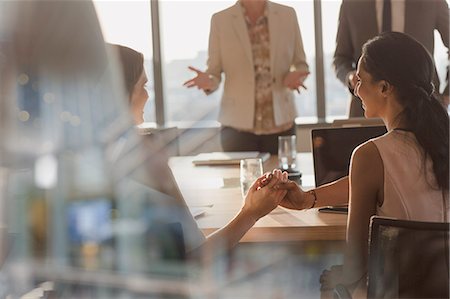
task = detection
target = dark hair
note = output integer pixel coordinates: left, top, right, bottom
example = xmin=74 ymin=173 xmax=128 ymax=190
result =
xmin=361 ymin=32 xmax=449 ymax=191
xmin=112 ymin=44 xmax=144 ymax=99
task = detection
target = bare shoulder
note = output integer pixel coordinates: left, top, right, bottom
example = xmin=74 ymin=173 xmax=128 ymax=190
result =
xmin=352 ymin=140 xmax=382 ymax=165
xmin=350 ymin=141 xmax=384 ymax=198
xmin=350 ymin=141 xmax=383 ymax=189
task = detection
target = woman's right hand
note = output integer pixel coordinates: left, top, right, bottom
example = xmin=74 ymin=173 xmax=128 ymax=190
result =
xmin=183 ymin=66 xmax=214 ymax=91
xmin=276 ymin=181 xmax=312 ymax=210
xmin=259 ymin=169 xmax=313 ymax=210
xmin=242 ymin=172 xmax=286 ymax=221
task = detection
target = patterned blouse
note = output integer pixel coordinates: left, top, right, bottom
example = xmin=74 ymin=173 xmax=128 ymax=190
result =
xmin=241 ymin=3 xmax=293 ymax=135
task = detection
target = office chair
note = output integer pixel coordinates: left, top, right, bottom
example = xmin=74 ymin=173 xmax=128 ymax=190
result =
xmin=334 ymin=216 xmax=450 ymax=299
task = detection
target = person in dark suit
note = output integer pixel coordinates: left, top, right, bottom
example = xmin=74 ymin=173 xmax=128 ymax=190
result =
xmin=334 ymin=0 xmax=449 ymax=117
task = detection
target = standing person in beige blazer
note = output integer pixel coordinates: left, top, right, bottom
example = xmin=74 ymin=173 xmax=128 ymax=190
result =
xmin=334 ymin=0 xmax=449 ymax=117
xmin=184 ymin=0 xmax=309 ymax=154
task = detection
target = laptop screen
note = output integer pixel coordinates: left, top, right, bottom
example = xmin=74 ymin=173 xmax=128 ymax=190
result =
xmin=312 ymin=126 xmax=387 ymax=186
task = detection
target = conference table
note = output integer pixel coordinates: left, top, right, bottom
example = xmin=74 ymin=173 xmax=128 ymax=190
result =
xmin=168 ymin=153 xmax=347 ymax=243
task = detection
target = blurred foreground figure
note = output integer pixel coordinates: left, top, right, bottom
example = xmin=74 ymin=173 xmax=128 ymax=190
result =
xmin=0 ymin=2 xmax=289 ymax=298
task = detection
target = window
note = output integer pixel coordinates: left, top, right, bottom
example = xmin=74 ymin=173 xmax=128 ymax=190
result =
xmin=160 ymin=1 xmax=233 ymax=126
xmin=321 ymin=0 xmax=450 ymax=120
xmin=97 ymin=0 xmax=449 ymax=126
xmin=321 ymin=0 xmax=349 ymax=120
xmin=435 ymin=31 xmax=448 ymax=95
xmin=278 ymin=1 xmax=317 ymax=123
xmin=160 ymin=1 xmax=319 ymax=125
xmin=93 ymin=0 xmax=155 ymax=122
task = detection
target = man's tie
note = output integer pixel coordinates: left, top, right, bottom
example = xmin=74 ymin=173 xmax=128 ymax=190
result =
xmin=382 ymin=0 xmax=392 ymax=33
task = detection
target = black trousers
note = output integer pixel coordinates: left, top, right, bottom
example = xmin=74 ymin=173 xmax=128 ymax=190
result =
xmin=220 ymin=125 xmax=296 ymax=154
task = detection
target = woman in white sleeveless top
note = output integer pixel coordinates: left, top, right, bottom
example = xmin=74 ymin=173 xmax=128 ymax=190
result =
xmin=269 ymin=32 xmax=449 ymax=293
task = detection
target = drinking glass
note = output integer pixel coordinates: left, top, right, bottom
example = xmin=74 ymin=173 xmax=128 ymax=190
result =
xmin=278 ymin=135 xmax=297 ymax=171
xmin=240 ymin=158 xmax=263 ymax=198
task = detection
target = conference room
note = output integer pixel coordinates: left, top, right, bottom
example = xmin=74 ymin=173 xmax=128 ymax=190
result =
xmin=0 ymin=0 xmax=448 ymax=298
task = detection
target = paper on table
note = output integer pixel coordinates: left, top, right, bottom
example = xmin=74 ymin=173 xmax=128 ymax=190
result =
xmin=188 ymin=207 xmax=209 ymax=218
xmin=178 ymin=177 xmax=224 ymax=190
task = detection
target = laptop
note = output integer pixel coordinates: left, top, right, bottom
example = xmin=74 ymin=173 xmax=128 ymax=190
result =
xmin=332 ymin=117 xmax=384 ymax=128
xmin=311 ymin=125 xmax=387 ymax=187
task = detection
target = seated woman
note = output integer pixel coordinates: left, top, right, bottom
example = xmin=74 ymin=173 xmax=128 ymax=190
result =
xmin=113 ymin=44 xmax=148 ymax=125
xmin=271 ymin=32 xmax=449 ymax=294
xmin=112 ymin=43 xmax=288 ymax=256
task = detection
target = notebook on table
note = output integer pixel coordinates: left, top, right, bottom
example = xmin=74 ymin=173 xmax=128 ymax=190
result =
xmin=192 ymin=151 xmax=271 ymax=166
xmin=311 ymin=125 xmax=387 ymax=187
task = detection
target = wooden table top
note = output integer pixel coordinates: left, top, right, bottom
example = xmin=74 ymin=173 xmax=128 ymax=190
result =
xmin=169 ymin=153 xmax=347 ymax=242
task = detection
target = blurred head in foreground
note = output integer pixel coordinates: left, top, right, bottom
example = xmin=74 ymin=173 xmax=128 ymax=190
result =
xmin=112 ymin=44 xmax=148 ymax=125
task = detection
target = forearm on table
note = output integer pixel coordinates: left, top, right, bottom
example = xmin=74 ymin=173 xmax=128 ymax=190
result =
xmin=191 ymin=208 xmax=257 ymax=258
xmin=313 ymin=176 xmax=349 ymax=207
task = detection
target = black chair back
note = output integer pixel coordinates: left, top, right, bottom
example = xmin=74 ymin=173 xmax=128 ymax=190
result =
xmin=368 ymin=216 xmax=449 ymax=299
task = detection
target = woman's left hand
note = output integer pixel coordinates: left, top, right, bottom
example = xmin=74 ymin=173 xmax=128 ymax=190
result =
xmin=283 ymin=70 xmax=310 ymax=92
xmin=258 ymin=169 xmax=288 ymax=189
xmin=242 ymin=171 xmax=287 ymax=221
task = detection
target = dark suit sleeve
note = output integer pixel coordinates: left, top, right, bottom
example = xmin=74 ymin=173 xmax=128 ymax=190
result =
xmin=436 ymin=0 xmax=449 ymax=96
xmin=333 ymin=1 xmax=355 ymax=86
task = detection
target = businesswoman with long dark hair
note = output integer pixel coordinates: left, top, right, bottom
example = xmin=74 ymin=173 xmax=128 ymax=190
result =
xmin=273 ymin=32 xmax=449 ymax=295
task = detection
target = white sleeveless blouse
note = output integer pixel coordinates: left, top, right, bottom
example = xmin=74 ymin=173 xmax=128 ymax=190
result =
xmin=371 ymin=130 xmax=448 ymax=222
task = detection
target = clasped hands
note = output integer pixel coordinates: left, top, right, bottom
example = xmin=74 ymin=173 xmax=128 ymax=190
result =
xmin=242 ymin=169 xmax=313 ymax=221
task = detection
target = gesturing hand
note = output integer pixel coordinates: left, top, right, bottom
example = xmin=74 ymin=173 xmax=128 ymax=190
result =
xmin=283 ymin=70 xmax=310 ymax=92
xmin=183 ymin=66 xmax=214 ymax=91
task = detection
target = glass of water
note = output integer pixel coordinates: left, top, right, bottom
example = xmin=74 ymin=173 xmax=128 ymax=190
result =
xmin=278 ymin=135 xmax=297 ymax=171
xmin=240 ymin=158 xmax=263 ymax=198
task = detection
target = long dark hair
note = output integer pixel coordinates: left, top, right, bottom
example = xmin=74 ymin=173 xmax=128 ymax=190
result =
xmin=361 ymin=32 xmax=449 ymax=191
xmin=112 ymin=44 xmax=144 ymax=99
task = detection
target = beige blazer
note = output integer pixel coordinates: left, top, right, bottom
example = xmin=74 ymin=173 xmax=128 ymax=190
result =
xmin=206 ymin=1 xmax=309 ymax=131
